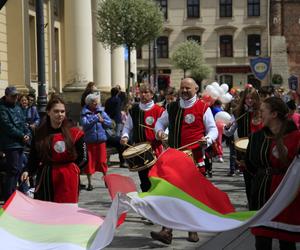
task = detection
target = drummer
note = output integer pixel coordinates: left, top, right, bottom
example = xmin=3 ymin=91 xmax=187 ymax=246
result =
xmin=120 ymin=84 xmax=164 ymax=192
xmin=152 ymin=77 xmax=218 ymax=244
xmin=223 ymin=86 xmax=263 ymax=204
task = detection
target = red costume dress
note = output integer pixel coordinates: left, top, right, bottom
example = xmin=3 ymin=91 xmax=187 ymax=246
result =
xmin=246 ymin=122 xmax=300 ymax=242
xmin=27 ymin=126 xmax=87 ymax=203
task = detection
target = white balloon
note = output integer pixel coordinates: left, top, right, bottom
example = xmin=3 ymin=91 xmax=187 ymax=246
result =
xmin=220 ymin=93 xmax=232 ymax=104
xmin=210 ymin=87 xmax=220 ymax=99
xmin=220 ymin=83 xmax=229 ymax=93
xmin=211 ymin=82 xmax=219 ymax=88
xmin=215 ymin=111 xmax=232 ymax=124
xmin=216 ymin=85 xmax=225 ymax=96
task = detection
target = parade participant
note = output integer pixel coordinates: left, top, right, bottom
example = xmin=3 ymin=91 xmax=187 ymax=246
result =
xmin=245 ymin=97 xmax=300 ymax=250
xmin=0 ymin=86 xmax=30 ymax=201
xmin=224 ymin=86 xmax=263 ymax=203
xmin=120 ymin=84 xmax=164 ymax=192
xmin=21 ymin=95 xmax=88 ymax=203
xmin=81 ymin=93 xmax=112 ymax=191
xmin=286 ymin=99 xmax=300 ymax=129
xmin=152 ymin=77 xmax=218 ymax=244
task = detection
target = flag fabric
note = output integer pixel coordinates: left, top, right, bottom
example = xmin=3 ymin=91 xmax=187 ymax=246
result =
xmin=1 ymin=148 xmax=300 ymax=250
xmin=93 ymin=148 xmax=300 ymax=247
xmin=0 ymin=191 xmax=104 ymax=250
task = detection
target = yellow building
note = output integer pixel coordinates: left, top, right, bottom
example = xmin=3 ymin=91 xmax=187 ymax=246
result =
xmin=138 ymin=0 xmax=275 ymax=90
xmin=0 ymin=0 xmax=130 ymax=100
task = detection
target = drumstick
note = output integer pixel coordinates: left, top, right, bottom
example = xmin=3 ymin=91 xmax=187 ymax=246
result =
xmin=234 ymin=112 xmax=247 ymax=122
xmin=139 ymin=124 xmax=155 ymax=130
xmin=177 ymin=139 xmax=207 ymax=151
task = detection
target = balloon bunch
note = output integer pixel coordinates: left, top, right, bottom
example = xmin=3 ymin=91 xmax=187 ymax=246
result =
xmin=202 ymin=82 xmax=233 ymax=106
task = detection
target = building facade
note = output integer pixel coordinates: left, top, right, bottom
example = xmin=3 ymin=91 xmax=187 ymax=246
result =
xmin=0 ymin=0 xmax=131 ymax=101
xmin=138 ymin=0 xmax=270 ymax=90
xmin=270 ymin=0 xmax=300 ymax=80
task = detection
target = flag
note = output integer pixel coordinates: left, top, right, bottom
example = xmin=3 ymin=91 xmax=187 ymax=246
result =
xmin=0 ymin=191 xmax=104 ymax=250
xmin=93 ymin=148 xmax=300 ymax=247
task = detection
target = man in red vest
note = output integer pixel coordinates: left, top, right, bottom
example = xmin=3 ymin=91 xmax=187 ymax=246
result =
xmin=152 ymin=77 xmax=218 ymax=244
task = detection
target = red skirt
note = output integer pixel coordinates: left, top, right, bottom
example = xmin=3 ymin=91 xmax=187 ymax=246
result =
xmin=84 ymin=142 xmax=108 ymax=175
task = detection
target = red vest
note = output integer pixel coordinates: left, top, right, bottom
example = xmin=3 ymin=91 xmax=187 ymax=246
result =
xmin=180 ymin=100 xmax=208 ymax=150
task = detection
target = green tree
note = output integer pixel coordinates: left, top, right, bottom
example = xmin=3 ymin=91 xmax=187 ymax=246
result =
xmin=191 ymin=64 xmax=212 ymax=89
xmin=96 ymin=0 xmax=164 ymax=94
xmin=171 ymin=40 xmax=204 ymax=77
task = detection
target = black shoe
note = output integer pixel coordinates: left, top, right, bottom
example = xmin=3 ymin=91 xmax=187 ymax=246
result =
xmin=80 ymin=184 xmax=86 ymax=190
xmin=86 ymin=184 xmax=93 ymax=191
xmin=150 ymin=229 xmax=173 ymax=244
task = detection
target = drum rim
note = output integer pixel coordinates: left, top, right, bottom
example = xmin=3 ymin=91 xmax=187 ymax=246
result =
xmin=122 ymin=142 xmax=152 ymax=158
xmin=128 ymin=158 xmax=157 ymax=172
xmin=234 ymin=137 xmax=249 ymax=152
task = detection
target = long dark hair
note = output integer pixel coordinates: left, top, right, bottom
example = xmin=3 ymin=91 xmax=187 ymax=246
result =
xmin=35 ymin=94 xmax=77 ymax=163
xmin=234 ymin=87 xmax=260 ymax=117
xmin=263 ymin=97 xmax=289 ymax=164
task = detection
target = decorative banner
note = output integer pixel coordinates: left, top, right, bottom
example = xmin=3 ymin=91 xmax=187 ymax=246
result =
xmin=288 ymin=75 xmax=298 ymax=91
xmin=250 ymin=57 xmax=271 ymax=81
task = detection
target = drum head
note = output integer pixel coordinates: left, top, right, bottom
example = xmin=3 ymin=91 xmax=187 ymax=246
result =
xmin=122 ymin=142 xmax=152 ymax=157
xmin=234 ymin=138 xmax=249 ymax=153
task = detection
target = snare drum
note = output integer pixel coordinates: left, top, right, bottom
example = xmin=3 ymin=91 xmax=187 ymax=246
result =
xmin=122 ymin=142 xmax=156 ymax=172
xmin=234 ymin=137 xmax=249 ymax=153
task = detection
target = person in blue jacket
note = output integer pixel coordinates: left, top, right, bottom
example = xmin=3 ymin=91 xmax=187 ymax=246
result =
xmin=80 ymin=93 xmax=112 ymax=191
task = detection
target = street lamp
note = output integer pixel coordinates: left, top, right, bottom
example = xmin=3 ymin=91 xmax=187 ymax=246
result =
xmin=35 ymin=0 xmax=47 ymax=116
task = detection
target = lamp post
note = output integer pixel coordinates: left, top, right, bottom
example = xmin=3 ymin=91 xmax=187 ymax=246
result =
xmin=36 ymin=0 xmax=47 ymax=116
xmin=153 ymin=38 xmax=157 ymax=90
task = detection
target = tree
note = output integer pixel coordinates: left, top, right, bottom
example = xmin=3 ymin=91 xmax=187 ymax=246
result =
xmin=171 ymin=40 xmax=204 ymax=77
xmin=96 ymin=0 xmax=164 ymax=94
xmin=191 ymin=64 xmax=212 ymax=90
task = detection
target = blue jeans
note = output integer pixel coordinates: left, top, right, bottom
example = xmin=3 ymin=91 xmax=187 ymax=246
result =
xmin=3 ymin=149 xmax=24 ymax=201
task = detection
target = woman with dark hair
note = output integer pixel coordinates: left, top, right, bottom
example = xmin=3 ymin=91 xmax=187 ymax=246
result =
xmin=80 ymin=82 xmax=97 ymax=107
xmin=246 ymin=97 xmax=300 ymax=250
xmin=21 ymin=95 xmax=88 ymax=203
xmin=224 ymin=86 xmax=263 ymax=202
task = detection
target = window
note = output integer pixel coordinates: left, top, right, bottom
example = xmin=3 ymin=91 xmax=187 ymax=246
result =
xmin=220 ymin=35 xmax=233 ymax=57
xmin=248 ymin=34 xmax=261 ymax=56
xmin=220 ymin=75 xmax=233 ymax=89
xmin=157 ymin=36 xmax=169 ymax=58
xmin=248 ymin=0 xmax=260 ymax=17
xmin=136 ymin=47 xmax=142 ymax=59
xmin=187 ymin=35 xmax=201 ymax=44
xmin=187 ymin=0 xmax=200 ymax=18
xmin=220 ymin=0 xmax=232 ymax=17
xmin=156 ymin=0 xmax=168 ymax=19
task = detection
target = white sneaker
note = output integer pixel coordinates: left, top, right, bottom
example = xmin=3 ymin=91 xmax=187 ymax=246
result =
xmin=218 ymin=157 xmax=224 ymax=163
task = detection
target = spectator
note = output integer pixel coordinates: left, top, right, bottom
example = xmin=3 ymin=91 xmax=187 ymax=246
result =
xmin=80 ymin=93 xmax=112 ymax=191
xmin=80 ymin=82 xmax=97 ymax=107
xmin=21 ymin=94 xmax=87 ymax=203
xmin=105 ymin=87 xmax=123 ymax=136
xmin=26 ymin=94 xmax=40 ymax=130
xmin=0 ymin=86 xmax=30 ymax=201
